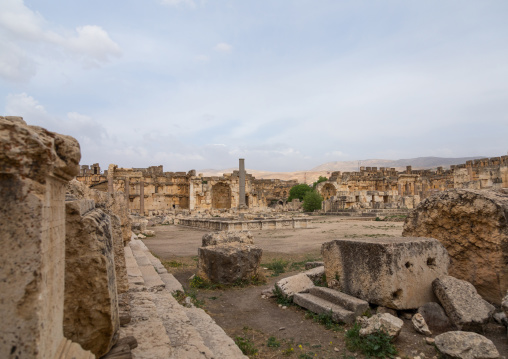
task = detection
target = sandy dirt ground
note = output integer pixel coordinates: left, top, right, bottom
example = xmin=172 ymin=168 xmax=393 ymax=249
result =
xmin=144 ymin=216 xmax=508 ymax=359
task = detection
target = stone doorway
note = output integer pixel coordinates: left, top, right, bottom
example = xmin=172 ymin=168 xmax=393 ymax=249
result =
xmin=321 ymin=183 xmax=337 ymax=200
xmin=212 ymin=182 xmax=232 ymax=209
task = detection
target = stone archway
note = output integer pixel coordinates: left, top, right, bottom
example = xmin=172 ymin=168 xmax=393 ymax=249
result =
xmin=211 ymin=182 xmax=231 ymax=209
xmin=321 ymin=183 xmax=337 ymax=200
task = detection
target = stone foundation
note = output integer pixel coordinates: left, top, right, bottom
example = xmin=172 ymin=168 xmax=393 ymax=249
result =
xmin=179 ymin=217 xmax=312 ymax=230
xmin=322 ymin=237 xmax=449 ymax=310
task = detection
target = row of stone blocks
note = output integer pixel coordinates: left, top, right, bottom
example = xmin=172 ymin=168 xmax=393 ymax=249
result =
xmin=0 ymin=117 xmax=135 ymax=359
xmin=123 ymin=238 xmax=249 ymax=359
xmin=178 ymin=217 xmax=312 ymax=231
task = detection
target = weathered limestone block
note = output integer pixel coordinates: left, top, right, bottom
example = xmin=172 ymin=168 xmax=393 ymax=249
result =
xmin=432 ymin=276 xmax=495 ymax=331
xmin=111 ymin=214 xmax=129 ymax=294
xmin=276 ymin=273 xmax=315 ymax=298
xmin=131 ymin=217 xmax=148 ymax=234
xmin=358 ymin=313 xmax=404 ymax=340
xmin=417 ymin=302 xmax=452 ymax=331
xmin=202 ymin=230 xmax=254 ymax=247
xmin=434 ymin=331 xmax=500 ymax=359
xmin=412 ymin=313 xmax=432 ymax=336
xmin=68 ymin=179 xmax=132 ymax=245
xmin=303 ymin=266 xmax=325 ymax=282
xmin=64 ymin=199 xmax=119 ymax=357
xmin=0 ymin=117 xmax=93 ymax=359
xmin=198 ymin=243 xmax=262 ymax=284
xmin=403 ymin=189 xmax=508 ymax=305
xmin=322 ymin=237 xmax=449 ymax=309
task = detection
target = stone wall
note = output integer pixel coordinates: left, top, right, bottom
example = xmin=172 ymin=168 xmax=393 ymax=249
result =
xmin=64 ymin=199 xmax=119 ymax=357
xmin=403 ymin=189 xmax=508 ymax=305
xmin=0 ymin=116 xmax=93 ymax=358
xmin=77 ymin=164 xmax=298 ymax=214
xmin=318 ymin=156 xmax=508 ymax=212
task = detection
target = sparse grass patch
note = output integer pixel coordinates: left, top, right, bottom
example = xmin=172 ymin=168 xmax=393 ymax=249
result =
xmin=190 ymin=274 xmax=266 ymax=290
xmin=305 ymin=310 xmax=344 ymax=331
xmin=345 ymin=322 xmax=397 ymax=359
xmin=264 ymin=259 xmax=288 ymax=276
xmin=272 ymin=285 xmax=293 ymax=306
xmin=267 ymin=336 xmax=281 ymax=348
xmin=172 ymin=289 xmax=205 ymax=308
xmin=312 ymin=273 xmax=328 ymax=287
xmin=235 ymin=336 xmax=258 ymax=356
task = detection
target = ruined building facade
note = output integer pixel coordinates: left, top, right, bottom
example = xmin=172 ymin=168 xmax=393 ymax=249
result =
xmin=317 ymin=156 xmax=508 ymax=212
xmin=77 ymin=155 xmax=508 ymax=215
xmin=76 ymin=163 xmax=297 ymax=215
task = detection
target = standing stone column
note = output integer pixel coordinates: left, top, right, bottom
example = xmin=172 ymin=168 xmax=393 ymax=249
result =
xmin=125 ymin=177 xmax=130 ymax=203
xmin=0 ymin=117 xmax=92 ymax=359
xmin=139 ymin=178 xmax=144 ymax=216
xmin=239 ymin=158 xmax=247 ymax=209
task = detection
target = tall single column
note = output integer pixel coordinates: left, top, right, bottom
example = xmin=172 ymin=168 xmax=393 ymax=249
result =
xmin=125 ymin=177 xmax=130 ymax=199
xmin=139 ymin=179 xmax=144 ymax=216
xmin=239 ymin=158 xmax=247 ymax=208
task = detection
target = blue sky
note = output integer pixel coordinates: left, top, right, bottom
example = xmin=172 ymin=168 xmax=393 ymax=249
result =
xmin=1 ymin=0 xmax=507 ymax=171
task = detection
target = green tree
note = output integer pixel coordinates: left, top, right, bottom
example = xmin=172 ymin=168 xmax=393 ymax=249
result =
xmin=287 ymin=183 xmax=312 ymax=202
xmin=302 ymin=190 xmax=323 ymax=212
xmin=312 ymin=176 xmax=328 ymax=189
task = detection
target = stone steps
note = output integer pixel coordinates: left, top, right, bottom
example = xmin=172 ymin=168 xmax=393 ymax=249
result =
xmin=293 ymin=287 xmax=368 ymax=324
xmin=309 ymin=287 xmax=369 ymax=317
xmin=123 ymin=239 xmax=247 ymax=359
xmin=185 ymin=306 xmax=248 ymax=359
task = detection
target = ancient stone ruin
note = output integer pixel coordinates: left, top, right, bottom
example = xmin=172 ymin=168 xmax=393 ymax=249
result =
xmin=321 ymin=237 xmax=449 ymax=309
xmin=403 ymin=188 xmax=508 ymax=305
xmin=0 ymin=116 xmax=94 ymax=359
xmin=197 ymin=231 xmax=263 ymax=284
xmin=317 ymin=157 xmax=508 ymax=216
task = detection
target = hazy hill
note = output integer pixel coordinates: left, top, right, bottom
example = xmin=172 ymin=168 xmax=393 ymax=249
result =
xmin=199 ymin=156 xmax=484 ymax=185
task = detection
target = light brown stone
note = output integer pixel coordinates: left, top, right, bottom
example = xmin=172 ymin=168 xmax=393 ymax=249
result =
xmin=0 ymin=116 xmax=93 ymax=359
xmin=403 ymin=189 xmax=508 ymax=305
xmin=276 ymin=273 xmax=315 ymax=298
xmin=197 ymin=243 xmax=262 ymax=284
xmin=202 ymin=230 xmax=254 ymax=247
xmin=359 ymin=313 xmax=404 ymax=340
xmin=432 ymin=275 xmax=495 ymax=331
xmin=322 ymin=237 xmax=449 ymax=309
xmin=64 ymin=199 xmax=119 ymax=357
xmin=434 ymin=331 xmax=500 ymax=359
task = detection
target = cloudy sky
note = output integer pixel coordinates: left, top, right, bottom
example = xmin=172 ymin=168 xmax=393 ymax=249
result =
xmin=1 ymin=0 xmax=507 ymax=172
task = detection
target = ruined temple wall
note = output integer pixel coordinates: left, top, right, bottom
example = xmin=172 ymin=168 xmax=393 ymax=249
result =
xmin=0 ymin=116 xmax=94 ymax=359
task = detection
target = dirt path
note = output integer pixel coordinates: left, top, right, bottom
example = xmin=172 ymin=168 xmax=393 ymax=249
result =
xmin=143 ymin=216 xmax=508 ymax=359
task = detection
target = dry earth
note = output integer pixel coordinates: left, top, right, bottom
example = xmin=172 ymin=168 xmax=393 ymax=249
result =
xmin=144 ymin=216 xmax=508 ymax=359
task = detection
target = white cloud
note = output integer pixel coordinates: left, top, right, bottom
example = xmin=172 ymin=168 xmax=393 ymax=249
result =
xmin=214 ymin=42 xmax=232 ymax=53
xmin=0 ymin=0 xmax=121 ymax=82
xmin=160 ymin=0 xmax=196 ymax=8
xmin=5 ymin=93 xmax=109 ymax=145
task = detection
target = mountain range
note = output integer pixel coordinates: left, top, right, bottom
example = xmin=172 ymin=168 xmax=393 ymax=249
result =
xmin=199 ymin=156 xmax=484 ymax=184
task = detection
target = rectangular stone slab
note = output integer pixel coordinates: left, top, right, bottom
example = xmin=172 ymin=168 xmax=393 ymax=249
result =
xmin=322 ymin=237 xmax=449 ymax=309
